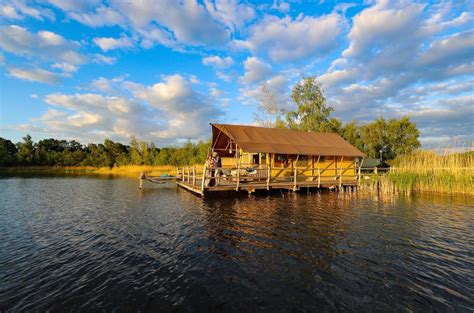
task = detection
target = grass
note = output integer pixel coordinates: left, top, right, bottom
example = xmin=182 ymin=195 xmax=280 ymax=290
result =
xmin=0 ymin=165 xmax=186 ymax=178
xmin=383 ymin=150 xmax=474 ymax=195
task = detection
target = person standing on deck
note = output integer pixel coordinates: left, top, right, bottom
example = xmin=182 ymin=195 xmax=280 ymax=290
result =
xmin=205 ymin=154 xmax=214 ymax=186
xmin=212 ymin=151 xmax=222 ymax=186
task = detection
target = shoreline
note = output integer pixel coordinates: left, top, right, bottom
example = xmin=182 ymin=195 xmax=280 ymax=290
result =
xmin=0 ymin=165 xmax=179 ymax=178
xmin=2 ymin=165 xmax=473 ymax=196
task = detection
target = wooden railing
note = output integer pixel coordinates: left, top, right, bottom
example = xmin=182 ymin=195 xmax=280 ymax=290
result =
xmin=176 ymin=164 xmax=368 ymax=191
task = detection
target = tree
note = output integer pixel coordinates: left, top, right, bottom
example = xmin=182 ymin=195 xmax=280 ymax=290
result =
xmin=283 ymin=76 xmax=333 ymax=132
xmin=386 ymin=117 xmax=421 ymax=158
xmin=16 ymin=135 xmax=35 ymax=165
xmin=254 ymin=86 xmax=284 ymax=127
xmin=0 ymin=138 xmax=18 ymax=166
xmin=341 ymin=121 xmax=364 ymax=152
xmin=361 ymin=117 xmax=420 ymax=160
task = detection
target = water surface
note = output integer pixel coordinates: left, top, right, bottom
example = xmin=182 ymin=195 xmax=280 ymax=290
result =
xmin=0 ymin=177 xmax=473 ymax=312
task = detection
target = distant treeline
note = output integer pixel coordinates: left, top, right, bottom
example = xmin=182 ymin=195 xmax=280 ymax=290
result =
xmin=0 ymin=136 xmax=210 ymax=167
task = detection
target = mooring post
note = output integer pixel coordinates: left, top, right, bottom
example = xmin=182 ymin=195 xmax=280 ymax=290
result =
xmin=139 ymin=171 xmax=145 ymax=189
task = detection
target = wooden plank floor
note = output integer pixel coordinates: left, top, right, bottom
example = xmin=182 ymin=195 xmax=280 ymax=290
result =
xmin=175 ymin=178 xmax=358 ymax=196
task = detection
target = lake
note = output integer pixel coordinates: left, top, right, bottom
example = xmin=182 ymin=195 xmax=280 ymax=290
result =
xmin=0 ymin=177 xmax=473 ymax=312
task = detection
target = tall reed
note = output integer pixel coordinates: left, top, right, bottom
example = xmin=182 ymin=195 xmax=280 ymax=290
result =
xmin=385 ymin=150 xmax=474 ymax=195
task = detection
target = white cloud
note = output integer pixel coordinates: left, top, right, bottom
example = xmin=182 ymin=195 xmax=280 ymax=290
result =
xmin=68 ymin=6 xmax=123 ymax=27
xmin=202 ymin=55 xmax=234 ymax=68
xmin=93 ymin=35 xmax=133 ymax=52
xmin=1 ymin=4 xmax=22 ymax=19
xmin=241 ymin=73 xmax=291 ymax=110
xmin=51 ymin=62 xmax=78 ymax=73
xmin=0 ymin=25 xmax=86 ymax=64
xmin=243 ymin=57 xmax=272 ymax=83
xmin=241 ymin=13 xmax=344 ymax=61
xmin=92 ymin=54 xmax=117 ymax=65
xmin=21 ymin=74 xmax=224 ymax=144
xmin=111 ymin=0 xmax=230 ymax=46
xmin=7 ymin=66 xmax=62 ymax=84
xmin=342 ymin=1 xmax=425 ymax=59
xmin=271 ymin=0 xmax=290 ymax=13
xmin=418 ymin=30 xmax=474 ymax=66
xmin=210 ymin=88 xmax=222 ymax=97
xmin=46 ymin=0 xmax=101 ymax=12
xmin=204 ymin=0 xmax=255 ymax=31
xmin=1 ymin=1 xmax=55 ymax=21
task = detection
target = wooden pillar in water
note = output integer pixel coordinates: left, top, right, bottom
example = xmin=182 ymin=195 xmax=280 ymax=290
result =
xmin=139 ymin=172 xmax=145 ymax=189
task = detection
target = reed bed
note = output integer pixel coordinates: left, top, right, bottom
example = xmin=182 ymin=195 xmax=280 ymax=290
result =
xmin=384 ymin=150 xmax=474 ymax=195
xmin=0 ymin=165 xmax=183 ymax=178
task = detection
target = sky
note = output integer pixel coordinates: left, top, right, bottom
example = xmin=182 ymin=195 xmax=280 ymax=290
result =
xmin=0 ymin=0 xmax=473 ymax=148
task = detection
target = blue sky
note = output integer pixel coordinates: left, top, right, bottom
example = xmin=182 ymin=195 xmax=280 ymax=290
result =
xmin=0 ymin=0 xmax=472 ymax=148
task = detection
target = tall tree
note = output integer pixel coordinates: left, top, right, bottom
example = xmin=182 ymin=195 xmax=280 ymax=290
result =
xmin=16 ymin=135 xmax=35 ymax=165
xmin=361 ymin=117 xmax=420 ymax=160
xmin=284 ymin=76 xmax=333 ymax=132
xmin=0 ymin=138 xmax=18 ymax=166
xmin=254 ymin=86 xmax=284 ymax=128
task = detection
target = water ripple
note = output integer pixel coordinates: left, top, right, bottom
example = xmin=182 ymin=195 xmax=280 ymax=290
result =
xmin=0 ymin=177 xmax=473 ymax=312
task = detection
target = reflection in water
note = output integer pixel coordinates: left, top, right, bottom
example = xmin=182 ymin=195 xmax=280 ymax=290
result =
xmin=0 ymin=178 xmax=473 ymax=312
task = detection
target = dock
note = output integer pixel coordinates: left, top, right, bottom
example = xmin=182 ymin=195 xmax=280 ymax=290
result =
xmin=141 ymin=164 xmax=364 ymax=196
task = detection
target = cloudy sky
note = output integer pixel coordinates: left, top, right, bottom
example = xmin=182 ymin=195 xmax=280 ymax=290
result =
xmin=0 ymin=0 xmax=472 ymax=148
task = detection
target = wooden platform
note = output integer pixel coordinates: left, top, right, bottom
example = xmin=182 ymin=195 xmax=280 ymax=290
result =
xmin=141 ymin=165 xmax=364 ymax=197
xmin=175 ymin=178 xmax=358 ymax=196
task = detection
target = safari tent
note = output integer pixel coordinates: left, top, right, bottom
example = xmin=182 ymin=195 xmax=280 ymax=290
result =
xmin=172 ymin=123 xmax=366 ymax=195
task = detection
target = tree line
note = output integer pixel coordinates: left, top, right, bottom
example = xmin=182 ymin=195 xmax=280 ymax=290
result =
xmin=255 ymin=76 xmax=421 ymax=160
xmin=0 ymin=135 xmax=210 ymax=167
xmin=1 ymin=76 xmax=421 ymax=167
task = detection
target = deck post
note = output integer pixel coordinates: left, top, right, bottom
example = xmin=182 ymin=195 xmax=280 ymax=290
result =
xmin=192 ymin=167 xmax=196 ymax=186
xmin=293 ymin=167 xmax=297 ymax=191
xmin=339 ymin=168 xmax=342 ymax=188
xmin=267 ymin=155 xmax=271 ymax=190
xmin=293 ymin=154 xmax=299 ymax=191
xmin=236 ymin=158 xmax=241 ymax=191
xmin=201 ymin=164 xmax=206 ymax=192
xmin=182 ymin=167 xmax=184 ymax=182
xmin=187 ymin=167 xmax=190 ymax=183
xmin=358 ymin=163 xmax=362 ymax=186
xmin=318 ymin=167 xmax=321 ymax=188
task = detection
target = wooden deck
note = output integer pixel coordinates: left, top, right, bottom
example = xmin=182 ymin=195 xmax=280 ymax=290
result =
xmin=142 ymin=164 xmax=364 ymax=196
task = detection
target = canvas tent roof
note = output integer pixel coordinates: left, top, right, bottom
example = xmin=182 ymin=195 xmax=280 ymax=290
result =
xmin=211 ymin=124 xmax=366 ymax=157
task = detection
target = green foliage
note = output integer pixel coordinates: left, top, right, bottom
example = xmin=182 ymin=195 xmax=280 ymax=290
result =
xmin=16 ymin=135 xmax=35 ymax=165
xmin=283 ymin=76 xmax=334 ymax=132
xmin=1 ymin=135 xmax=211 ymax=168
xmin=360 ymin=117 xmax=420 ymax=160
xmin=272 ymin=76 xmax=421 ymax=161
xmin=0 ymin=138 xmax=18 ymax=166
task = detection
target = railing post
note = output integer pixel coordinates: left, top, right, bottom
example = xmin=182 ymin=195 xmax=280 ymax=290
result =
xmin=192 ymin=166 xmax=196 ymax=185
xmin=201 ymin=165 xmax=206 ymax=192
xmin=293 ymin=167 xmax=297 ymax=191
xmin=181 ymin=167 xmax=184 ymax=182
xmin=236 ymin=161 xmax=241 ymax=191
xmin=187 ymin=167 xmax=190 ymax=183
